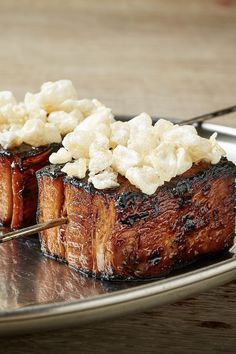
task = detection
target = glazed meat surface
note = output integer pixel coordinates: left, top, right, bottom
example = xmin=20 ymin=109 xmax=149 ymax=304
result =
xmin=37 ymin=158 xmax=236 ymax=280
xmin=0 ymin=143 xmax=59 ymax=229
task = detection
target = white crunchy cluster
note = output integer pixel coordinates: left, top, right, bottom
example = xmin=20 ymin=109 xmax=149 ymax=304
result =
xmin=0 ymin=80 xmax=107 ymax=149
xmin=50 ymin=112 xmax=225 ymax=195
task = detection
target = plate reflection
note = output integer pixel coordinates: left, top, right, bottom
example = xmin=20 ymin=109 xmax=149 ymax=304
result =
xmin=0 ymin=237 xmax=134 ymax=310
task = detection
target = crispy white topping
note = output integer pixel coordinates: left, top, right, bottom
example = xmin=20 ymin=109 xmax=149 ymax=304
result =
xmin=126 ymin=166 xmax=163 ymax=195
xmin=0 ymin=81 xmax=225 ymax=194
xmin=18 ymin=120 xmax=61 ymax=147
xmin=49 ymin=148 xmax=72 ymax=164
xmin=48 ymin=110 xmax=83 ymax=135
xmin=89 ymin=150 xmax=113 ymax=175
xmin=112 ymin=145 xmax=141 ymax=175
xmin=50 ymin=111 xmax=225 ymax=194
xmin=0 ymin=91 xmax=17 ymax=107
xmin=74 ymin=107 xmax=114 ymax=136
xmin=0 ymin=130 xmax=23 ymax=149
xmin=110 ymin=121 xmax=130 ymax=148
xmin=31 ymin=80 xmax=78 ymax=113
xmin=60 ymin=98 xmax=103 ymax=117
xmin=0 ymin=80 xmax=108 ymax=148
xmin=62 ymin=158 xmax=87 ymax=179
xmin=63 ymin=130 xmax=95 ymax=159
xmin=89 ymin=169 xmax=119 ymax=189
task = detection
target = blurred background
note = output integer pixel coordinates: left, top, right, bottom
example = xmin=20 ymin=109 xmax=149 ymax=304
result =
xmin=0 ymin=0 xmax=235 ymax=124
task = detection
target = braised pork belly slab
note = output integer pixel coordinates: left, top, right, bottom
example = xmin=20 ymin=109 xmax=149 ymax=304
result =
xmin=37 ymin=158 xmax=236 ymax=280
xmin=0 ymin=144 xmax=59 ymax=229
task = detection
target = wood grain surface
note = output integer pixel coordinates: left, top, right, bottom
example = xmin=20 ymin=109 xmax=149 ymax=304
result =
xmin=0 ymin=0 xmax=235 ymax=353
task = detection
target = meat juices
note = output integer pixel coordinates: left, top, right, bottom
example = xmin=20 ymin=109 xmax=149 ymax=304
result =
xmin=0 ymin=144 xmax=59 ymax=229
xmin=37 ymin=158 xmax=236 ymax=280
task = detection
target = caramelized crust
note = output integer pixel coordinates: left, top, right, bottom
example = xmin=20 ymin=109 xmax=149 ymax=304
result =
xmin=37 ymin=158 xmax=236 ymax=280
xmin=0 ymin=144 xmax=59 ymax=229
xmin=38 ymin=174 xmax=65 ymax=259
xmin=0 ymin=156 xmax=13 ymax=225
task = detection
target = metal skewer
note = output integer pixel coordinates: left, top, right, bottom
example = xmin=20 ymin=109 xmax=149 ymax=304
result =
xmin=0 ymin=104 xmax=235 ymax=244
xmin=178 ymin=104 xmax=236 ymax=126
xmin=117 ymin=104 xmax=236 ymax=125
xmin=0 ymin=218 xmax=68 ymax=243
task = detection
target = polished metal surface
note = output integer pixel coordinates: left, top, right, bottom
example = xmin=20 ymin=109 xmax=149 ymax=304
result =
xmin=0 ymin=123 xmax=235 ymax=335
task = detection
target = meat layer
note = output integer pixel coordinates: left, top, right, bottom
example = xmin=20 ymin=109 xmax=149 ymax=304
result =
xmin=37 ymin=158 xmax=236 ymax=280
xmin=0 ymin=143 xmax=59 ymax=229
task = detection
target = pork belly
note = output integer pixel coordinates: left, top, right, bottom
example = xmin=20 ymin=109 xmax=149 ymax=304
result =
xmin=0 ymin=143 xmax=59 ymax=229
xmin=37 ymin=158 xmax=236 ymax=279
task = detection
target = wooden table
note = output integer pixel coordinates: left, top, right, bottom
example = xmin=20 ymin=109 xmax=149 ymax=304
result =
xmin=0 ymin=0 xmax=235 ymax=353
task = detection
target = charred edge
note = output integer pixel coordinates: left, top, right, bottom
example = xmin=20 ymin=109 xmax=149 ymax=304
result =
xmin=115 ymin=192 xmax=160 ymax=225
xmin=63 ymin=175 xmax=95 ymax=194
xmin=172 ymin=180 xmax=193 ymax=197
xmin=41 ymin=249 xmax=162 ymax=281
xmin=42 ymin=251 xmax=67 ymax=264
xmin=202 ymin=184 xmax=211 ymax=196
xmin=172 ymin=209 xmax=210 ymax=245
xmin=171 ymin=158 xmax=236 ymax=198
xmin=177 ymin=195 xmax=192 ymax=208
xmin=115 ymin=158 xmax=236 ymax=226
xmin=63 ymin=174 xmax=122 ymax=196
xmin=36 ymin=164 xmax=66 ymax=179
xmin=171 ymin=245 xmax=234 ymax=274
xmin=119 ymin=212 xmax=150 ymax=226
xmin=38 ymin=157 xmax=235 ymax=195
xmin=42 ymin=244 xmax=234 ymax=281
xmin=182 ymin=214 xmax=196 ymax=233
xmin=115 ymin=192 xmax=149 ymax=209
xmin=213 ymin=209 xmax=220 ymax=223
xmin=147 ymin=250 xmax=162 ymax=266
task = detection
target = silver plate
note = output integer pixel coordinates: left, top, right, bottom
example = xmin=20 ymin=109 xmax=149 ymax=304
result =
xmin=0 ymin=122 xmax=235 ymax=335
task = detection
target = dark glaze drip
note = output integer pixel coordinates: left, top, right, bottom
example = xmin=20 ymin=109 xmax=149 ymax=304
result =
xmin=0 ymin=143 xmax=60 ymax=158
